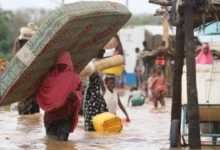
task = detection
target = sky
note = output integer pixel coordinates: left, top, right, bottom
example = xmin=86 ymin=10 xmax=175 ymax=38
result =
xmin=0 ymin=0 xmax=159 ymax=14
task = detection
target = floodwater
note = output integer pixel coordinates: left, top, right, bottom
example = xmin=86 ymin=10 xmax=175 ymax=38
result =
xmin=0 ymin=91 xmax=219 ymax=150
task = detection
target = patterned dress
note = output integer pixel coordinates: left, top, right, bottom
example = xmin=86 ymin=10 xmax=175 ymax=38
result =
xmin=84 ymin=74 xmax=108 ymax=131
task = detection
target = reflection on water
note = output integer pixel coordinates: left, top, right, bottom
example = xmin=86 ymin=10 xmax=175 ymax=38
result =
xmin=0 ymin=91 xmax=219 ymax=150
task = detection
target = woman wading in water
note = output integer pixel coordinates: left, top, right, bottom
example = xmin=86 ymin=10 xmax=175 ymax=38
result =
xmin=37 ymin=51 xmax=82 ymax=141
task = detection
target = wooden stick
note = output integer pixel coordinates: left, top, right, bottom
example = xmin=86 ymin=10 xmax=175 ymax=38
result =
xmin=156 ymin=8 xmax=170 ymax=14
xmin=149 ymin=0 xmax=172 ymax=6
xmin=170 ymin=26 xmax=184 ymax=147
xmin=154 ymin=13 xmax=163 ymax=16
xmin=184 ymin=0 xmax=201 ymax=148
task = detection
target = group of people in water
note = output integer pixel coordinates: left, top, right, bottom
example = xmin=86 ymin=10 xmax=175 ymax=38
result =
xmin=133 ymin=41 xmax=214 ymax=113
xmin=12 ymin=28 xmax=130 ymax=141
xmin=11 ymin=22 xmax=214 ymax=141
xmin=36 ymin=49 xmax=130 ymax=140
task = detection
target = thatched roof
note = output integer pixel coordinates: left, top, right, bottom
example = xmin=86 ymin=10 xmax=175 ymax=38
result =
xmin=150 ymin=0 xmax=220 ymax=28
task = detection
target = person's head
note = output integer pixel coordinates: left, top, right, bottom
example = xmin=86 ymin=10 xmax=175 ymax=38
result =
xmin=161 ymin=41 xmax=166 ymax=47
xmin=97 ymin=49 xmax=105 ymax=59
xmin=105 ymin=75 xmax=116 ymax=92
xmin=56 ymin=51 xmax=73 ymax=72
xmin=202 ymin=43 xmax=210 ymax=55
xmin=156 ymin=65 xmax=162 ymax=75
xmin=135 ymin=48 xmax=140 ymax=53
xmin=143 ymin=41 xmax=147 ymax=47
xmin=130 ymin=86 xmax=137 ymax=92
xmin=57 ymin=64 xmax=67 ymax=72
xmin=150 ymin=67 xmax=156 ymax=75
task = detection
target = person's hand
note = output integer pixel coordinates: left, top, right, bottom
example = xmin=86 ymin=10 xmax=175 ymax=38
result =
xmin=72 ymin=99 xmax=80 ymax=107
xmin=99 ymin=71 xmax=103 ymax=77
xmin=126 ymin=116 xmax=130 ymax=122
xmin=68 ymin=92 xmax=78 ymax=101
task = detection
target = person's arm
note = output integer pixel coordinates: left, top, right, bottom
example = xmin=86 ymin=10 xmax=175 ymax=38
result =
xmin=12 ymin=39 xmax=19 ymax=56
xmin=71 ymin=77 xmax=83 ymax=106
xmin=163 ymin=76 xmax=166 ymax=87
xmin=134 ymin=59 xmax=138 ymax=72
xmin=115 ymin=34 xmax=124 ymax=55
xmin=127 ymin=96 xmax=132 ymax=106
xmin=118 ymin=93 xmax=130 ymax=121
xmin=149 ymin=77 xmax=156 ymax=91
xmin=100 ymin=73 xmax=106 ymax=95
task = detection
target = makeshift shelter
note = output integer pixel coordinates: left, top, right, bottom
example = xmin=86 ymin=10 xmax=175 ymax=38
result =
xmin=144 ymin=25 xmax=175 ymax=49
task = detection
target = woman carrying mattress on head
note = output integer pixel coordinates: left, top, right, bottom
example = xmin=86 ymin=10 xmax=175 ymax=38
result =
xmin=36 ymin=51 xmax=82 ymax=141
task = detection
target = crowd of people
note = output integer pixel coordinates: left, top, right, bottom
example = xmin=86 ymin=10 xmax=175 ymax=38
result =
xmin=133 ymin=41 xmax=168 ymax=112
xmin=5 ymin=22 xmax=215 ymax=142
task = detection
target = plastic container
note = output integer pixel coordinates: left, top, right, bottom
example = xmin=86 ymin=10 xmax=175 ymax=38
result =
xmin=92 ymin=112 xmax=123 ymax=132
xmin=131 ymin=98 xmax=144 ymax=106
xmin=102 ymin=65 xmax=124 ymax=76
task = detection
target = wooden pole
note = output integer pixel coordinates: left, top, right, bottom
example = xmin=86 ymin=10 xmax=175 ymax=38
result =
xmin=171 ymin=26 xmax=184 ymax=143
xmin=149 ymin=0 xmax=171 ymax=6
xmin=184 ymin=0 xmax=201 ymax=149
xmin=162 ymin=19 xmax=171 ymax=96
xmin=162 ymin=19 xmax=169 ymax=47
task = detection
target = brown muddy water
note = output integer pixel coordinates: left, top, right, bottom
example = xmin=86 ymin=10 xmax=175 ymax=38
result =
xmin=0 ymin=91 xmax=219 ymax=150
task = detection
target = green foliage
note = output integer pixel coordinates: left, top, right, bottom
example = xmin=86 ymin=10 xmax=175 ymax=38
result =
xmin=0 ymin=7 xmax=51 ymax=60
xmin=126 ymin=14 xmax=163 ymax=26
xmin=0 ymin=7 xmax=13 ymax=59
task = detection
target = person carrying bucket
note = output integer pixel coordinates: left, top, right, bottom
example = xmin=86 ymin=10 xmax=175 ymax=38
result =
xmin=84 ymin=49 xmax=109 ymax=131
xmin=101 ymin=74 xmax=130 ymax=122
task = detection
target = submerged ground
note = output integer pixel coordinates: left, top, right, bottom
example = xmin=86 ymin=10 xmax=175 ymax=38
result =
xmin=0 ymin=91 xmax=218 ymax=150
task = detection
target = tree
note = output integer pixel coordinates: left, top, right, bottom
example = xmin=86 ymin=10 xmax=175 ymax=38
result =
xmin=0 ymin=7 xmax=13 ymax=58
xmin=10 ymin=8 xmax=51 ymax=40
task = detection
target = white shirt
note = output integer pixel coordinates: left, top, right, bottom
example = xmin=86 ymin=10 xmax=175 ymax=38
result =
xmin=104 ymin=88 xmax=118 ymax=114
xmin=129 ymin=90 xmax=145 ymax=100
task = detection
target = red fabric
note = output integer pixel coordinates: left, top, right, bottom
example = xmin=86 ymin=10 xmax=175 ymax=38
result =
xmin=44 ymin=99 xmax=80 ymax=132
xmin=37 ymin=51 xmax=82 ymax=132
xmin=196 ymin=43 xmax=213 ymax=64
xmin=156 ymin=56 xmax=166 ymax=65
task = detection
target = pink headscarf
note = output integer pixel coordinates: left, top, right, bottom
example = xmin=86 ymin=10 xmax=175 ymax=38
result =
xmin=37 ymin=51 xmax=82 ymax=111
xmin=196 ymin=43 xmax=213 ymax=64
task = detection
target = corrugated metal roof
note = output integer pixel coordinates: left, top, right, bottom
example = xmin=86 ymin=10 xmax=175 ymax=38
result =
xmin=197 ymin=22 xmax=220 ymax=35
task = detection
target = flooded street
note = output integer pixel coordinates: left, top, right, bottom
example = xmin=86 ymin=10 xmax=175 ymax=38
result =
xmin=0 ymin=91 xmax=218 ymax=150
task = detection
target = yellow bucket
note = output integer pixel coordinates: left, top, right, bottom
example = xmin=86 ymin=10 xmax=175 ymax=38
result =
xmin=102 ymin=65 xmax=124 ymax=76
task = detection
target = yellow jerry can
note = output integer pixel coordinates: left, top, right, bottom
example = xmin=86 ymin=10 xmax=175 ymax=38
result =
xmin=92 ymin=112 xmax=123 ymax=132
xmin=102 ymin=65 xmax=124 ymax=76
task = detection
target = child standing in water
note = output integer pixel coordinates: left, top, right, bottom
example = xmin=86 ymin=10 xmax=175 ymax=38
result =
xmin=101 ymin=75 xmax=130 ymax=121
xmin=149 ymin=65 xmax=167 ymax=112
